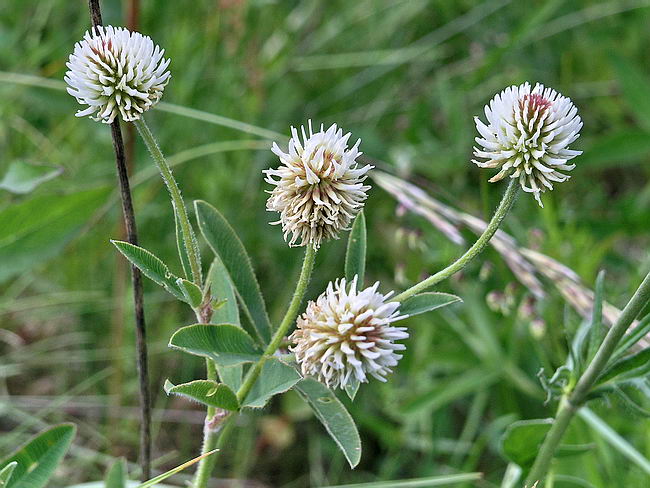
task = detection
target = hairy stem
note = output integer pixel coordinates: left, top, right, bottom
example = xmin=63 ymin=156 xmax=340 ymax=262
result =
xmin=393 ymin=179 xmax=519 ymax=302
xmin=133 ymin=117 xmax=203 ymax=286
xmin=237 ymin=246 xmax=317 ymax=403
xmin=87 ymin=0 xmax=151 ymax=479
xmin=525 ymin=269 xmax=650 ymax=486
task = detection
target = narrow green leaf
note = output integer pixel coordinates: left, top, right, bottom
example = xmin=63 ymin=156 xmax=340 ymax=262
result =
xmin=195 ymin=200 xmax=271 ymax=343
xmin=0 ymin=423 xmax=76 ymax=488
xmin=134 ymin=450 xmax=218 ymax=488
xmin=0 ymin=463 xmax=17 ymax=487
xmin=111 ymin=240 xmax=185 ymax=302
xmin=611 ymin=54 xmax=650 ymax=132
xmin=612 ymin=313 xmax=650 ymax=362
xmin=208 ymin=256 xmax=240 ymax=326
xmin=174 ymin=207 xmax=193 ymax=280
xmin=207 ymin=257 xmax=243 ymax=390
xmin=169 ymin=324 xmax=262 ymax=366
xmin=598 ymin=348 xmax=650 ymax=385
xmin=344 ymin=378 xmax=361 ymax=401
xmin=104 ymin=458 xmax=126 ymax=488
xmin=243 ymin=358 xmax=301 ymax=408
xmin=176 ymin=278 xmax=203 ymax=308
xmin=500 ymin=418 xmax=553 ymax=468
xmin=400 ymin=292 xmax=462 ymax=317
xmin=295 ymin=378 xmax=361 ymax=468
xmin=164 ymin=379 xmax=239 ymax=411
xmin=322 ymin=472 xmax=483 ymax=488
xmin=0 ymin=161 xmax=62 ymax=194
xmin=0 ymin=187 xmax=110 ymax=284
xmin=345 ymin=211 xmax=366 ymax=289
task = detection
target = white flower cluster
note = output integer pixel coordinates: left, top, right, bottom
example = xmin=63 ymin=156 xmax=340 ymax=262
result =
xmin=290 ymin=277 xmax=408 ymax=389
xmin=264 ymin=122 xmax=372 ymax=248
xmin=472 ymin=82 xmax=582 ymax=206
xmin=65 ymin=26 xmax=170 ymax=124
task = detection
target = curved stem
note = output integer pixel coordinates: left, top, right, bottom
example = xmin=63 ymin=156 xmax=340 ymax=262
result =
xmin=192 ymin=359 xmax=220 ymax=488
xmin=133 ymin=117 xmax=203 ymax=286
xmin=525 ymin=268 xmax=650 ymax=486
xmin=237 ymin=246 xmax=317 ymax=404
xmin=393 ymin=179 xmax=519 ymax=302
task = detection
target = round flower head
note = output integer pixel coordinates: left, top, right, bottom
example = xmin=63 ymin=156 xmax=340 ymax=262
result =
xmin=290 ymin=277 xmax=408 ymax=389
xmin=264 ymin=122 xmax=372 ymax=248
xmin=472 ymin=82 xmax=582 ymax=207
xmin=65 ymin=25 xmax=171 ymax=124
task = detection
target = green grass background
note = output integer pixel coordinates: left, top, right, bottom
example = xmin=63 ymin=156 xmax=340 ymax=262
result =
xmin=2 ymin=0 xmax=650 ymax=486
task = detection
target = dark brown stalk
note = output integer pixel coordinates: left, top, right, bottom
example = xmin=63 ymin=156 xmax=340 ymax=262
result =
xmin=87 ymin=0 xmax=151 ymax=479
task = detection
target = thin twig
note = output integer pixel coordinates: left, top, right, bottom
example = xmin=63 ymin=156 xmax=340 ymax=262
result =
xmin=87 ymin=0 xmax=151 ymax=479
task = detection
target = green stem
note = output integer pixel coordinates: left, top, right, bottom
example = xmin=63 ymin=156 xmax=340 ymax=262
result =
xmin=393 ymin=179 xmax=519 ymax=302
xmin=133 ymin=117 xmax=202 ymax=286
xmin=525 ymin=269 xmax=650 ymax=486
xmin=191 ymin=246 xmax=316 ymax=488
xmin=192 ymin=359 xmax=219 ymax=488
xmin=236 ymin=246 xmax=317 ymax=404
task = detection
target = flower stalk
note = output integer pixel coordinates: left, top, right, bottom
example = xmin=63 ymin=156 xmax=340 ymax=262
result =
xmin=133 ymin=117 xmax=203 ymax=286
xmin=525 ymin=268 xmax=650 ymax=486
xmin=393 ymin=179 xmax=519 ymax=302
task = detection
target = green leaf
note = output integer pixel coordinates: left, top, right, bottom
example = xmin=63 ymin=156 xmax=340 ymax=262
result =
xmin=207 ymin=257 xmax=243 ymax=390
xmin=176 ymin=278 xmax=203 ymax=308
xmin=169 ymin=324 xmax=262 ymax=366
xmin=345 ymin=211 xmax=366 ymax=289
xmin=104 ymin=458 xmax=126 ymax=488
xmin=295 ymin=378 xmax=361 ymax=468
xmin=164 ymin=379 xmax=239 ymax=411
xmin=501 ymin=418 xmax=553 ymax=468
xmin=195 ymin=200 xmax=271 ymax=343
xmin=111 ymin=240 xmax=185 ymax=302
xmin=174 ymin=208 xmax=193 ymax=280
xmin=243 ymin=358 xmax=301 ymax=408
xmin=598 ymin=348 xmax=650 ymax=385
xmin=611 ymin=54 xmax=650 ymax=132
xmin=208 ymin=256 xmax=240 ymax=326
xmin=400 ymin=292 xmax=462 ymax=317
xmin=0 ymin=423 xmax=76 ymax=488
xmin=0 ymin=162 xmax=62 ymax=194
xmin=134 ymin=450 xmax=218 ymax=488
xmin=613 ymin=313 xmax=650 ymax=362
xmin=321 ymin=472 xmax=483 ymax=488
xmin=344 ymin=378 xmax=361 ymax=402
xmin=0 ymin=187 xmax=110 ymax=284
xmin=0 ymin=463 xmax=17 ymax=487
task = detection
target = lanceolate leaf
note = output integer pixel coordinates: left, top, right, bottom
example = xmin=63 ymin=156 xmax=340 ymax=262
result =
xmin=164 ymin=379 xmax=239 ymax=411
xmin=345 ymin=211 xmax=366 ymax=289
xmin=598 ymin=348 xmax=650 ymax=385
xmin=295 ymin=378 xmax=361 ymax=468
xmin=134 ymin=450 xmax=218 ymax=488
xmin=500 ymin=419 xmax=553 ymax=468
xmin=195 ymin=200 xmax=271 ymax=343
xmin=242 ymin=358 xmax=301 ymax=408
xmin=169 ymin=324 xmax=262 ymax=366
xmin=0 ymin=423 xmax=76 ymax=488
xmin=176 ymin=278 xmax=203 ymax=308
xmin=344 ymin=378 xmax=361 ymax=401
xmin=399 ymin=292 xmax=461 ymax=317
xmin=207 ymin=257 xmax=243 ymax=390
xmin=0 ymin=463 xmax=17 ymax=487
xmin=111 ymin=240 xmax=185 ymax=302
xmin=105 ymin=458 xmax=127 ymax=488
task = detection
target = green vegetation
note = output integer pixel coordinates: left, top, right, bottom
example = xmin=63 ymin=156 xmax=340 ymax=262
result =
xmin=2 ymin=0 xmax=650 ymax=486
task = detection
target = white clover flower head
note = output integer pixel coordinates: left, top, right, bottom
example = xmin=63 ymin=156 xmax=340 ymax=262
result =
xmin=65 ymin=25 xmax=171 ymax=124
xmin=290 ymin=276 xmax=409 ymax=389
xmin=264 ymin=121 xmax=372 ymax=248
xmin=472 ymin=82 xmax=583 ymax=207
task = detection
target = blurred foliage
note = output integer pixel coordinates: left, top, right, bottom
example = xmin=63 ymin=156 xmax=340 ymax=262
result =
xmin=2 ymin=0 xmax=650 ymax=486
